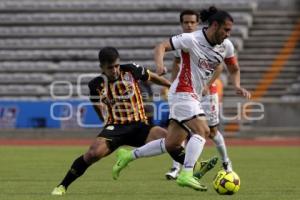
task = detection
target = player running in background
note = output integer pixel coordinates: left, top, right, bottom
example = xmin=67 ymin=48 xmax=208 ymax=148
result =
xmin=112 ymin=7 xmax=250 ymax=191
xmin=170 ymin=10 xmax=200 ymax=82
xmin=51 ymin=47 xmax=171 ymax=195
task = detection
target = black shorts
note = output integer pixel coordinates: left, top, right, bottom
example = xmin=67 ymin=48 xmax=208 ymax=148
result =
xmin=97 ymin=122 xmax=153 ymax=152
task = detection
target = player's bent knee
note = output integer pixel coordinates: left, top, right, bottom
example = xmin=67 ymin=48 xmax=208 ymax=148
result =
xmin=205 ymin=127 xmax=210 ymax=137
xmin=147 ymin=126 xmax=167 ymax=142
xmin=201 ymin=124 xmax=211 ymax=137
xmin=153 ymin=126 xmax=168 ymax=137
xmin=209 ymin=127 xmax=218 ymax=139
xmin=84 ymin=148 xmax=103 ymax=163
xmin=165 ymin=139 xmax=181 ymax=152
xmin=193 ymin=126 xmax=210 ymax=138
xmin=84 ymin=139 xmax=110 ymax=163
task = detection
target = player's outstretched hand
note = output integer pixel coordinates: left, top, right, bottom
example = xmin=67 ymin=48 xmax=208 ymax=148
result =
xmin=235 ymin=87 xmax=251 ymax=99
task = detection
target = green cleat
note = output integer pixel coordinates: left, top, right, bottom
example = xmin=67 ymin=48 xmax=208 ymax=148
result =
xmin=194 ymin=156 xmax=218 ymax=179
xmin=176 ymin=170 xmax=207 ymax=191
xmin=51 ymin=185 xmax=66 ymax=196
xmin=112 ymin=148 xmax=134 ymax=180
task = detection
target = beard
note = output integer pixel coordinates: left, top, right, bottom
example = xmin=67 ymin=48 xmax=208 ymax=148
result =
xmin=214 ymin=33 xmax=222 ymax=44
xmin=214 ymin=28 xmax=226 ymax=45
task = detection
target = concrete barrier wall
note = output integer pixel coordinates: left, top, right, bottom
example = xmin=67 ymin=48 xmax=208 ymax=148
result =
xmin=250 ymin=100 xmax=300 ymax=127
xmin=240 ymin=99 xmax=300 ymax=137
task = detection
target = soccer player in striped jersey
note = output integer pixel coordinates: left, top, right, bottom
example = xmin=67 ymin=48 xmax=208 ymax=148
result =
xmin=51 ymin=47 xmax=171 ymax=195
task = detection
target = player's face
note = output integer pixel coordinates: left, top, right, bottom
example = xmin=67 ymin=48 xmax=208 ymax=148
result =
xmin=101 ymin=58 xmax=120 ymax=81
xmin=213 ymin=19 xmax=233 ymax=44
xmin=181 ymin=15 xmax=199 ymax=33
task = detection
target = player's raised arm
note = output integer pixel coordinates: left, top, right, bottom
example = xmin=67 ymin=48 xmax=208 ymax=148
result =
xmin=122 ymin=63 xmax=171 ymax=87
xmin=154 ymin=39 xmax=173 ymax=76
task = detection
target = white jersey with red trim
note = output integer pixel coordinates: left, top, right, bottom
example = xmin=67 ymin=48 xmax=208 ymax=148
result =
xmin=169 ymin=28 xmax=235 ymax=96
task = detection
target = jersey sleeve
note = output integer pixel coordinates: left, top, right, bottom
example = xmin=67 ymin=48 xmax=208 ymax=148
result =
xmin=173 ymin=50 xmax=181 ymax=58
xmin=121 ymin=63 xmax=150 ymax=81
xmin=224 ymin=39 xmax=238 ymax=66
xmin=88 ymin=77 xmax=102 ymax=103
xmin=170 ymin=33 xmax=193 ymax=51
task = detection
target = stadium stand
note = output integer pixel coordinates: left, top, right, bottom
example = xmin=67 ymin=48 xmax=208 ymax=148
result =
xmin=0 ymin=0 xmax=299 ymax=134
xmin=0 ymin=0 xmax=255 ymax=99
xmin=232 ymin=10 xmax=300 ymax=99
xmin=223 ymin=9 xmax=300 ymax=133
xmin=282 ymin=75 xmax=300 ymax=100
xmin=0 ymin=85 xmax=47 ymax=97
xmin=0 ymin=0 xmax=257 ymax=12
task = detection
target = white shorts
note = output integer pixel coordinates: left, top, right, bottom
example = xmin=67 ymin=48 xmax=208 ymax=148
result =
xmin=201 ymin=93 xmax=220 ymax=127
xmin=168 ymin=93 xmax=205 ymax=123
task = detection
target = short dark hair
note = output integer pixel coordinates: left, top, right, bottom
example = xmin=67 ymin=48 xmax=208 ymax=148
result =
xmin=200 ymin=6 xmax=233 ymax=26
xmin=180 ymin=9 xmax=200 ymax=23
xmin=98 ymin=46 xmax=119 ymax=66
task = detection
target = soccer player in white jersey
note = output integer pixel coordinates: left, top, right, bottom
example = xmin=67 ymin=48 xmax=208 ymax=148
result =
xmin=198 ymin=6 xmax=240 ymax=173
xmin=165 ymin=9 xmax=219 ymax=180
xmin=112 ymin=7 xmax=250 ymax=191
xmin=165 ymin=7 xmax=246 ymax=179
xmin=156 ymin=7 xmax=250 ymax=190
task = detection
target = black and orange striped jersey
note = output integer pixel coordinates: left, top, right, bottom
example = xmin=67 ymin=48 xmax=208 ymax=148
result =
xmin=88 ymin=63 xmax=151 ymax=125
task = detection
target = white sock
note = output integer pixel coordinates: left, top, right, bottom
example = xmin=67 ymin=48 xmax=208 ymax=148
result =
xmin=213 ymin=131 xmax=229 ymax=162
xmin=132 ymin=138 xmax=166 ymax=159
xmin=183 ymin=134 xmax=206 ymax=171
xmin=171 ymin=141 xmax=185 ymax=169
xmin=171 ymin=160 xmax=181 ymax=170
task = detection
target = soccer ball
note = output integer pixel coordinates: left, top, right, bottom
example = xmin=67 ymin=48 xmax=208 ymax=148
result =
xmin=213 ymin=170 xmax=240 ymax=195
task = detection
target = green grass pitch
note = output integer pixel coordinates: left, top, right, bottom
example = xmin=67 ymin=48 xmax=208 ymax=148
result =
xmin=0 ymin=146 xmax=299 ymax=200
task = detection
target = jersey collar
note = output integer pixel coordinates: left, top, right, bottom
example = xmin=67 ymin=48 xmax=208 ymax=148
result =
xmin=202 ymin=27 xmax=216 ymax=47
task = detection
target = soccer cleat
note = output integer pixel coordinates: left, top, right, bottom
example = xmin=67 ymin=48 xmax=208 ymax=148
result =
xmin=194 ymin=156 xmax=218 ymax=179
xmin=165 ymin=167 xmax=180 ymax=180
xmin=51 ymin=185 xmax=66 ymax=196
xmin=112 ymin=148 xmax=134 ymax=180
xmin=176 ymin=170 xmax=207 ymax=191
xmin=222 ymin=160 xmax=233 ymax=172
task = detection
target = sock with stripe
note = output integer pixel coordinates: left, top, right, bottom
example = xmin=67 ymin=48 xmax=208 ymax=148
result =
xmin=183 ymin=134 xmax=206 ymax=172
xmin=132 ymin=138 xmax=166 ymax=159
xmin=212 ymin=130 xmax=229 ymax=162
